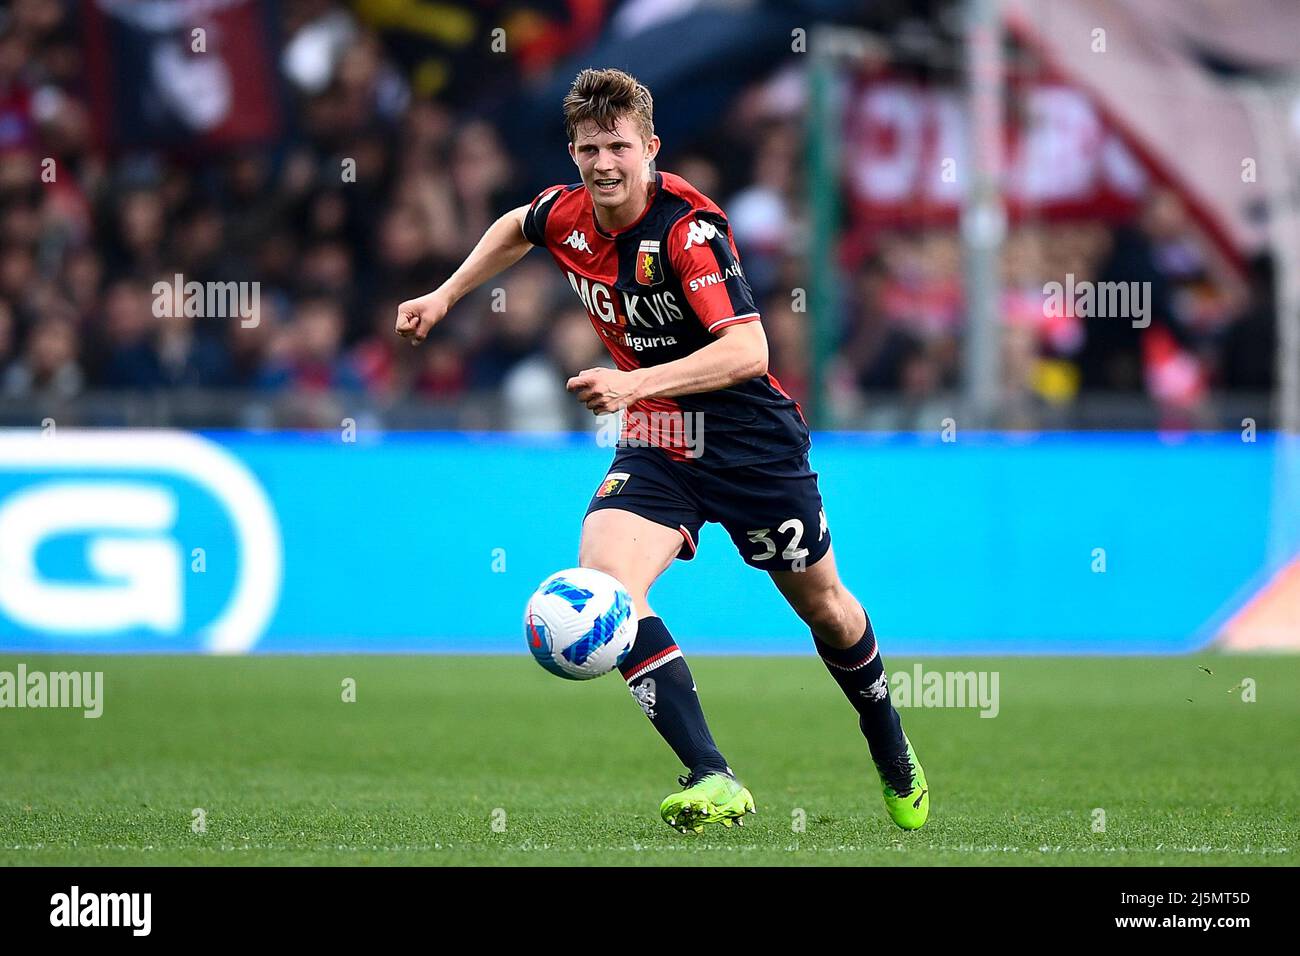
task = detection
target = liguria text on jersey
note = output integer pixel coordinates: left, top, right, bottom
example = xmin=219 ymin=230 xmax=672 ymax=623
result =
xmin=523 ymin=171 xmax=810 ymax=468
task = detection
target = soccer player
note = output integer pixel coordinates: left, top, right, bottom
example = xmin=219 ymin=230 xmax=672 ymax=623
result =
xmin=396 ymin=68 xmax=928 ymax=834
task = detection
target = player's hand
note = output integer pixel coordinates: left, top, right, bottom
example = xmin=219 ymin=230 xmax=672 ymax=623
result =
xmin=395 ymin=291 xmax=451 ymax=346
xmin=566 ymin=367 xmax=644 ymax=415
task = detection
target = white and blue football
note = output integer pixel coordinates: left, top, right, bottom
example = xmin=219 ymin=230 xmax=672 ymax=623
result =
xmin=524 ymin=568 xmax=638 ymax=680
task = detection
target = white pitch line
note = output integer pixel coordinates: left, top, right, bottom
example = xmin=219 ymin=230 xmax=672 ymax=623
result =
xmin=2 ymin=843 xmax=1291 ymax=856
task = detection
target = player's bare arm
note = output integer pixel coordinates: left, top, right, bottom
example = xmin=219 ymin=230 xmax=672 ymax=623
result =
xmin=395 ymin=205 xmax=532 ymax=346
xmin=565 ymin=322 xmax=769 ymax=414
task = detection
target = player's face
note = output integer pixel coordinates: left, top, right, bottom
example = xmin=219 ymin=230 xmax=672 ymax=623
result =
xmin=569 ymin=115 xmax=660 ymax=213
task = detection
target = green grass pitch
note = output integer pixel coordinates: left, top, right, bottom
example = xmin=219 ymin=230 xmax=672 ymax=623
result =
xmin=1 ymin=654 xmax=1296 ymax=866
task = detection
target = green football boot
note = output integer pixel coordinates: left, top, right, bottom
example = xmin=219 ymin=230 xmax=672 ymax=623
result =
xmin=874 ymin=735 xmax=929 ymax=830
xmin=660 ymin=770 xmax=756 ymax=834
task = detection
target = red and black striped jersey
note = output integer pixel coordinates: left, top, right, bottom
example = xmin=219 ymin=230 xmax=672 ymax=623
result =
xmin=522 ymin=170 xmax=809 ymax=467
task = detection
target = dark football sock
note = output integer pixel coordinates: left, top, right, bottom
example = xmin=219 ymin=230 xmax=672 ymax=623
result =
xmin=812 ymin=607 xmax=907 ymax=763
xmin=618 ymin=616 xmax=729 ymax=776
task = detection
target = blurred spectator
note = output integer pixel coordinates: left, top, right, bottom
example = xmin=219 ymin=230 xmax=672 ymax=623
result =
xmin=1220 ymin=255 xmax=1277 ymax=392
xmin=96 ymin=278 xmax=161 ymax=388
xmin=156 ymin=312 xmax=234 ymax=389
xmin=258 ymin=296 xmax=364 ymax=392
xmin=761 ymin=295 xmax=811 ymax=403
xmin=448 ymin=121 xmax=519 ymax=252
xmin=0 ymin=242 xmax=39 ymax=316
xmin=502 ymin=305 xmax=615 ymax=432
xmin=726 ymin=123 xmax=801 ymax=302
xmin=4 ymin=315 xmax=82 ymax=399
xmin=413 ymin=332 xmax=469 ymax=399
xmin=468 ymin=261 xmax=552 ymax=389
xmin=840 ymin=260 xmax=929 ymax=395
xmin=350 ymin=299 xmax=405 ymax=398
xmin=226 ymin=294 xmax=286 ymax=388
xmin=62 ymin=247 xmax=103 ymax=321
xmin=0 ymin=300 xmax=16 ymax=375
xmin=376 ymin=203 xmax=442 ymax=302
xmin=104 ymin=189 xmax=168 ymax=278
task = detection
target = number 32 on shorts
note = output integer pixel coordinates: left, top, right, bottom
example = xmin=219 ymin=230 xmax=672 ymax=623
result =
xmin=747 ymin=509 xmax=828 ymax=563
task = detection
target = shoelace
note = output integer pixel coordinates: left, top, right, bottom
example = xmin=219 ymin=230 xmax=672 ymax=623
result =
xmin=878 ymin=750 xmax=916 ymax=797
xmin=678 ymin=769 xmax=728 ymax=790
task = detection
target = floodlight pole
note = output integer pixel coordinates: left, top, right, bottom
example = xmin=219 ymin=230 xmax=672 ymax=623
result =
xmin=1240 ymin=83 xmax=1300 ymax=435
xmin=806 ymin=27 xmax=889 ymax=429
xmin=961 ymin=0 xmax=1006 ymax=429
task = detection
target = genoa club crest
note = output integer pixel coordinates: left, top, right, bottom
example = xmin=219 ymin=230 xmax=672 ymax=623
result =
xmin=596 ymin=472 xmax=630 ymax=498
xmin=636 ymin=240 xmax=663 ymax=286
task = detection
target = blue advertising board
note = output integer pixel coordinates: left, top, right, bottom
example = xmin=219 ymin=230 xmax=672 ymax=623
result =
xmin=0 ymin=430 xmax=1293 ymax=654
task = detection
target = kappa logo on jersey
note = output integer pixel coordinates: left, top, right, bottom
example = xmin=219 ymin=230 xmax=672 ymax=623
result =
xmin=682 ymin=218 xmax=722 ymax=250
xmin=564 ymin=230 xmax=593 ymax=253
xmin=596 ymin=472 xmax=630 ymax=498
xmin=636 ymin=240 xmax=663 ymax=286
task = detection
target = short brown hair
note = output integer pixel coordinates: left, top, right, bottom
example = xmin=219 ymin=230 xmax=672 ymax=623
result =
xmin=562 ymin=68 xmax=655 ymax=144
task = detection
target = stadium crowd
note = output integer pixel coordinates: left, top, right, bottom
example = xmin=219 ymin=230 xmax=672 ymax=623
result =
xmin=0 ymin=0 xmax=1278 ymax=429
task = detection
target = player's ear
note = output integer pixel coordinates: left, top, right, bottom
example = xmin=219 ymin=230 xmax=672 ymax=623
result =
xmin=645 ymin=134 xmax=661 ymax=165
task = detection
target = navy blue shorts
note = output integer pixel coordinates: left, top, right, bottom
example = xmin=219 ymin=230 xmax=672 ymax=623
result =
xmin=585 ymin=446 xmax=831 ymax=572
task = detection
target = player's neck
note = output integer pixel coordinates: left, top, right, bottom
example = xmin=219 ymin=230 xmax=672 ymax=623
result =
xmin=594 ymin=177 xmax=655 ymax=234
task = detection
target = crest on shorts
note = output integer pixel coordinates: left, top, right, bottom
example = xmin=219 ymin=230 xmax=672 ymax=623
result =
xmin=597 ymin=472 xmax=630 ymax=498
xmin=636 ymin=240 xmax=663 ymax=286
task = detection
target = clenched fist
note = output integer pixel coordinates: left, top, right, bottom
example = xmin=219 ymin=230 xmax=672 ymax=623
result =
xmin=566 ymin=367 xmax=647 ymax=415
xmin=395 ymin=291 xmax=451 ymax=346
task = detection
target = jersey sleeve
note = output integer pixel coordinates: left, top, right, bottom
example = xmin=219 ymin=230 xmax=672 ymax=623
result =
xmin=667 ymin=211 xmax=761 ymax=334
xmin=521 ymin=184 xmax=566 ymax=247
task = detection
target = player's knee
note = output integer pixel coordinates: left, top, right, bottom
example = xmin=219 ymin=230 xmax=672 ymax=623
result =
xmin=795 ymin=588 xmax=838 ymax=633
xmin=802 ymin=586 xmax=860 ymax=647
xmin=805 ymin=606 xmax=847 ymax=645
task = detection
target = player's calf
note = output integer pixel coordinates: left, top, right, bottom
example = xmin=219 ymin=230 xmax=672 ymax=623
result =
xmin=617 ymin=616 xmax=730 ymax=779
xmin=771 ymin=553 xmax=928 ymax=829
xmin=812 ymin=605 xmax=930 ymax=829
xmin=808 ymin=600 xmax=906 ymax=763
xmin=773 ymin=556 xmax=906 ymax=760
